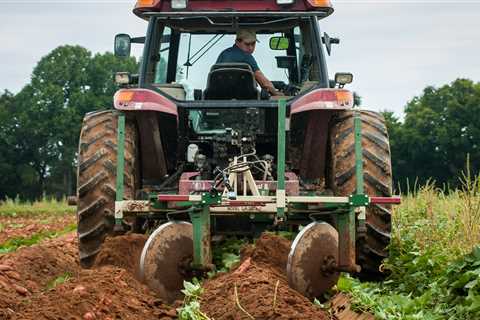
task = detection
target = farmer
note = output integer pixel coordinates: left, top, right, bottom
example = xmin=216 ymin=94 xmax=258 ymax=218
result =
xmin=216 ymin=29 xmax=280 ymax=96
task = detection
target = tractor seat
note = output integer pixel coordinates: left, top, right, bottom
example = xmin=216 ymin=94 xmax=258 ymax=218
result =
xmin=203 ymin=63 xmax=259 ymax=100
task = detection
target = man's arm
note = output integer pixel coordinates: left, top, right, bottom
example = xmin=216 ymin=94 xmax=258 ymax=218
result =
xmin=254 ymin=70 xmax=281 ymax=96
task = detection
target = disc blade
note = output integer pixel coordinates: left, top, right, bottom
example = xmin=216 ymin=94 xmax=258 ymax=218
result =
xmin=287 ymin=222 xmax=340 ymax=299
xmin=140 ymin=221 xmax=193 ymax=303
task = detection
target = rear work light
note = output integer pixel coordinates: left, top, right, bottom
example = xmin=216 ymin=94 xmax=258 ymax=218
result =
xmin=171 ymin=0 xmax=188 ymax=9
xmin=277 ymin=0 xmax=295 ymax=5
xmin=115 ymin=72 xmax=131 ymax=86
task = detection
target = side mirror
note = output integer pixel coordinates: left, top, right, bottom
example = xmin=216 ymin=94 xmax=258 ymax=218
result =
xmin=334 ymin=72 xmax=353 ymax=88
xmin=114 ymin=34 xmax=131 ymax=58
xmin=322 ymin=32 xmax=340 ymax=56
xmin=275 ymin=56 xmax=296 ymax=69
xmin=269 ymin=37 xmax=290 ymax=50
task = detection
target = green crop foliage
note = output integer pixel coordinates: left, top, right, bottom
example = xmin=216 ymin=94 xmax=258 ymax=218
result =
xmin=211 ymin=237 xmax=246 ymax=275
xmin=338 ymin=173 xmax=480 ymax=319
xmin=177 ymin=279 xmax=212 ymax=320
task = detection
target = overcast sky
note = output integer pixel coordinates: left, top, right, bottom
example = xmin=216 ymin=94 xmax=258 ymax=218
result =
xmin=1 ymin=0 xmax=480 ymax=116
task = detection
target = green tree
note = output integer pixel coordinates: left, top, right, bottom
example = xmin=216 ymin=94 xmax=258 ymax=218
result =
xmin=0 ymin=90 xmax=21 ymax=198
xmin=386 ymin=79 xmax=480 ymax=190
xmin=0 ymin=45 xmax=138 ymax=199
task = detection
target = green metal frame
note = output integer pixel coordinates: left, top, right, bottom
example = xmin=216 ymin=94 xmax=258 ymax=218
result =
xmin=189 ymin=192 xmax=220 ymax=268
xmin=354 ymin=112 xmax=364 ymax=195
xmin=115 ymin=106 xmax=372 ymax=273
xmin=276 ymin=99 xmax=287 ymax=221
xmin=336 ymin=111 xmax=364 ymax=272
xmin=115 ymin=113 xmax=126 ymax=227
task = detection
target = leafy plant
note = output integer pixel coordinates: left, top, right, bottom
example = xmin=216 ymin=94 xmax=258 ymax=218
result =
xmin=177 ymin=279 xmax=211 ymax=320
xmin=211 ymin=237 xmax=246 ymax=274
xmin=46 ymin=272 xmax=72 ymax=290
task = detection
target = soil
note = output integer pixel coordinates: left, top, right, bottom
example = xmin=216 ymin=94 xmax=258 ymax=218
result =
xmin=93 ymin=233 xmax=147 ymax=278
xmin=201 ymin=234 xmax=330 ymax=319
xmin=15 ymin=266 xmax=176 ymax=320
xmin=0 ymin=213 xmax=76 ymax=243
xmin=0 ymin=219 xmax=372 ymax=320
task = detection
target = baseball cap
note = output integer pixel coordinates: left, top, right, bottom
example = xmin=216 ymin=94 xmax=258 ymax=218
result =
xmin=236 ymin=29 xmax=257 ymax=43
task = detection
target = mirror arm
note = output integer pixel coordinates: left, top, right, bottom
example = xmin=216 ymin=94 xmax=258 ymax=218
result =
xmin=131 ymin=36 xmax=146 ymax=44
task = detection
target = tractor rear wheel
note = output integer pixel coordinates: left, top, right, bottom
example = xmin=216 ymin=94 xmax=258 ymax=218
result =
xmin=329 ymin=110 xmax=392 ymax=280
xmin=76 ymin=110 xmax=137 ymax=268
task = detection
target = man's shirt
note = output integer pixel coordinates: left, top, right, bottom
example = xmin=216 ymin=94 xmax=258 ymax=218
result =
xmin=216 ymin=44 xmax=259 ymax=72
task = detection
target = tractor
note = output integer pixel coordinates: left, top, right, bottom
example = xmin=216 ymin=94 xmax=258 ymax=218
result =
xmin=75 ymin=0 xmax=400 ymax=302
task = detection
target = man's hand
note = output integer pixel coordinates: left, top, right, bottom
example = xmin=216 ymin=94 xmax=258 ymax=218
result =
xmin=254 ymin=70 xmax=282 ymax=96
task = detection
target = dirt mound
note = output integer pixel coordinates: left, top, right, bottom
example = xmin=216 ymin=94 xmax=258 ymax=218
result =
xmin=243 ymin=233 xmax=291 ymax=273
xmin=94 ymin=234 xmax=147 ymax=277
xmin=201 ymin=233 xmax=330 ymax=319
xmin=0 ymin=233 xmax=80 ymax=314
xmin=13 ymin=266 xmax=176 ymax=320
xmin=0 ymin=233 xmax=176 ymax=320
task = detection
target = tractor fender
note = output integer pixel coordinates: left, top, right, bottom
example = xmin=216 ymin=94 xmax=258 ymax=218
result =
xmin=290 ymin=88 xmax=353 ymax=115
xmin=113 ymin=88 xmax=178 ymax=118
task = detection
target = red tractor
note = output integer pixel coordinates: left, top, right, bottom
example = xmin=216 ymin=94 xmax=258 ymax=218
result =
xmin=76 ymin=0 xmax=399 ymax=302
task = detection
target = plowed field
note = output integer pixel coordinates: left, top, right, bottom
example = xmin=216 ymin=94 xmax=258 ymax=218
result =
xmin=0 ymin=215 xmax=372 ymax=320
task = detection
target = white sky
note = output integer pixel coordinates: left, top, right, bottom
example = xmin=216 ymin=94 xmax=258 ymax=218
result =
xmin=1 ymin=0 xmax=480 ymax=116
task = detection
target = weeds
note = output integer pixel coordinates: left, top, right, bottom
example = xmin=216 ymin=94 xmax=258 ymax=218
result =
xmin=339 ymin=172 xmax=480 ymax=319
xmin=0 ymin=195 xmax=75 ymax=217
xmin=46 ymin=272 xmax=72 ymax=290
xmin=458 ymin=165 xmax=480 ymax=250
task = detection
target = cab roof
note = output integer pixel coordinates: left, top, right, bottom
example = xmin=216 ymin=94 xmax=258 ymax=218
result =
xmin=133 ymin=0 xmax=334 ymax=19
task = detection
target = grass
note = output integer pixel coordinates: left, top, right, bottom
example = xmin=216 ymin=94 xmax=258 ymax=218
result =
xmin=0 ymin=196 xmax=75 ymax=217
xmin=0 ymin=223 xmax=77 ymax=254
xmin=338 ymin=172 xmax=480 ymax=320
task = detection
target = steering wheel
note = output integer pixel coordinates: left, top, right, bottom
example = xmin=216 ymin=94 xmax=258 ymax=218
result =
xmin=271 ymin=81 xmax=300 ymax=96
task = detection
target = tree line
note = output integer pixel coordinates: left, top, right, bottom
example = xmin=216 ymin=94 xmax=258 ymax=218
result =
xmin=0 ymin=45 xmax=137 ymax=200
xmin=384 ymin=79 xmax=480 ymax=191
xmin=0 ymin=45 xmax=478 ymax=200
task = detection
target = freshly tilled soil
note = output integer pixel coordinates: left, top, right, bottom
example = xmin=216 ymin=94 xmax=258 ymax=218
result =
xmin=0 ymin=213 xmax=75 ymax=244
xmin=15 ymin=266 xmax=176 ymax=320
xmin=0 ymin=229 xmax=371 ymax=320
xmin=200 ymin=234 xmax=330 ymax=319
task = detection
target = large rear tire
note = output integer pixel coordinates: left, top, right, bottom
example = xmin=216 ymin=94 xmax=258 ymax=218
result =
xmin=329 ymin=110 xmax=392 ymax=280
xmin=76 ymin=110 xmax=137 ymax=268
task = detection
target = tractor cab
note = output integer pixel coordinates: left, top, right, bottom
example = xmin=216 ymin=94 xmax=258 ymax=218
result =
xmin=113 ymin=0 xmax=355 ymax=177
xmin=114 ymin=0 xmax=342 ymax=102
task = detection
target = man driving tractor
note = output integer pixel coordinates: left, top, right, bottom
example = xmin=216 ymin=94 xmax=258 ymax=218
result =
xmin=216 ymin=29 xmax=281 ymax=96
